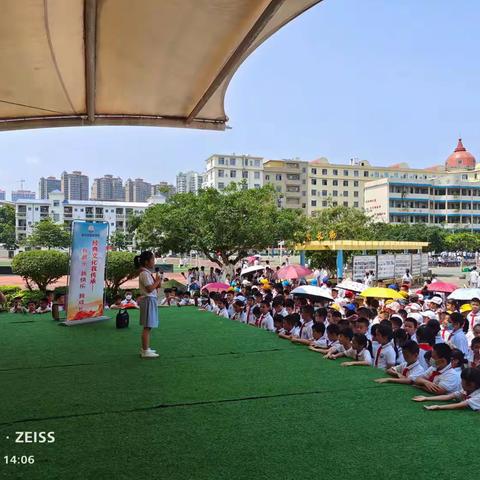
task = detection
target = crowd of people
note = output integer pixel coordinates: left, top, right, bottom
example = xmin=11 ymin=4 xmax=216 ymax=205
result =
xmin=161 ymin=266 xmax=480 ymax=412
xmin=0 ymin=290 xmax=65 ymax=315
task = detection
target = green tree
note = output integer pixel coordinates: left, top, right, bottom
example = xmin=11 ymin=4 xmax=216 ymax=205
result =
xmin=105 ymin=251 xmax=138 ymax=295
xmin=25 ymin=218 xmax=71 ymax=249
xmin=109 ymin=230 xmax=132 ymax=251
xmin=0 ymin=204 xmax=17 ymax=250
xmin=445 ymin=232 xmax=480 ymax=252
xmin=11 ymin=250 xmax=69 ymax=292
xmin=136 ymin=184 xmax=308 ymax=268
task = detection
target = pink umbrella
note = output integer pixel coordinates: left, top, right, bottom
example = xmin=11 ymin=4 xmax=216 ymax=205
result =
xmin=201 ymin=282 xmax=230 ymax=293
xmin=277 ymin=264 xmax=312 ymax=280
xmin=426 ymin=282 xmax=457 ymax=294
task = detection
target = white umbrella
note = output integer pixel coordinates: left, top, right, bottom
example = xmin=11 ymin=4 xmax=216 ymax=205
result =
xmin=335 ymin=280 xmax=367 ymax=293
xmin=291 ymin=285 xmax=333 ymax=301
xmin=241 ymin=265 xmax=265 ymax=276
xmin=448 ymin=288 xmax=480 ymax=301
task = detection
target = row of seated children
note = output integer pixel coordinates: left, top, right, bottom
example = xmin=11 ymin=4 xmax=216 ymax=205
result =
xmin=9 ymin=292 xmax=65 ymax=314
xmin=200 ymin=292 xmax=480 ymax=413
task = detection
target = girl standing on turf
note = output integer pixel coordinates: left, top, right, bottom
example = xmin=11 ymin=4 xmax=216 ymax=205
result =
xmin=134 ymin=251 xmax=162 ymax=359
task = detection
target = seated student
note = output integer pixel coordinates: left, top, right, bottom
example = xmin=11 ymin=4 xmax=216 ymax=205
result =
xmin=374 ymin=340 xmax=425 ymax=384
xmin=390 ymin=315 xmax=403 ymax=332
xmin=340 ymin=333 xmax=373 ymax=367
xmin=45 ymin=290 xmax=54 ymax=309
xmin=10 ymin=297 xmax=26 ymax=313
xmin=216 ymin=298 xmax=230 ymax=319
xmin=324 ymin=328 xmax=354 ymax=359
xmin=256 ymin=301 xmax=274 ymax=331
xmin=121 ymin=290 xmax=139 ymax=309
xmin=393 ymin=329 xmax=408 ymax=364
xmin=404 ymin=317 xmax=419 ymax=342
xmin=470 ymin=337 xmax=480 ymax=368
xmin=26 ymin=300 xmax=37 ymax=314
xmin=448 ymin=312 xmax=469 ymax=357
xmin=272 ymin=314 xmax=284 ymax=333
xmin=372 ymin=324 xmax=396 ymax=370
xmin=413 ymin=343 xmax=461 ymax=394
xmin=291 ymin=322 xmax=327 ymax=346
xmin=297 ymin=305 xmax=315 ymax=340
xmin=314 ymin=307 xmax=328 ymax=325
xmin=353 ymin=317 xmax=371 ymax=340
xmin=412 ymin=367 xmax=480 ymax=411
xmin=328 ymin=310 xmax=343 ymax=325
xmin=451 ymin=349 xmax=467 ymax=374
xmin=309 ymin=324 xmax=340 ymax=353
xmin=272 ymin=298 xmax=287 ymax=317
xmin=285 ymin=298 xmax=295 ymax=315
xmin=278 ymin=314 xmax=298 ymax=339
xmin=178 ymin=292 xmax=193 ymax=307
xmin=110 ymin=295 xmax=123 ymax=309
xmin=416 ymin=325 xmax=436 ymax=370
xmin=198 ymin=295 xmax=212 ymax=311
xmin=231 ymin=300 xmax=247 ymax=323
xmin=35 ymin=297 xmax=51 ymax=314
xmin=244 ymin=296 xmax=256 ymax=325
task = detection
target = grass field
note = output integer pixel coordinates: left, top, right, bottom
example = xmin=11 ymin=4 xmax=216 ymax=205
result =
xmin=0 ymin=308 xmax=478 ymax=480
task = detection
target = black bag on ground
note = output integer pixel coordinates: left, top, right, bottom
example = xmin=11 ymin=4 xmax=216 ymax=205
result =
xmin=116 ymin=309 xmax=129 ymax=329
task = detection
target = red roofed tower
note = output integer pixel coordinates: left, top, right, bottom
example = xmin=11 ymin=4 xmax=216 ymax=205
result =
xmin=445 ymin=138 xmax=476 ymax=171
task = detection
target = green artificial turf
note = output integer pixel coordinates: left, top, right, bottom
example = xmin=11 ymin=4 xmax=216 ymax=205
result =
xmin=0 ymin=308 xmax=478 ymax=480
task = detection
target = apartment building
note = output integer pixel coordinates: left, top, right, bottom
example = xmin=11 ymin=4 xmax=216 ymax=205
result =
xmin=39 ymin=176 xmax=61 ymax=199
xmin=176 ymin=171 xmax=203 ymax=194
xmin=91 ymin=174 xmax=125 ymax=201
xmin=61 ymin=171 xmax=89 ymax=201
xmin=0 ymin=189 xmax=6 ymax=201
xmin=203 ymin=154 xmax=263 ymax=190
xmin=14 ymin=191 xmax=165 ymax=242
xmin=263 ymin=159 xmax=308 ymax=211
xmin=124 ymin=178 xmax=153 ymax=203
xmin=11 ymin=190 xmax=36 ymax=202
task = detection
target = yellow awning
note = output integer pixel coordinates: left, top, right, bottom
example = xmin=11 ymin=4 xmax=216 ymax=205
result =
xmin=295 ymin=240 xmax=429 ymax=251
xmin=0 ymin=0 xmax=321 ymax=132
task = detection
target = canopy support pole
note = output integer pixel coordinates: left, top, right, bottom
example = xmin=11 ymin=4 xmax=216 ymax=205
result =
xmin=336 ymin=250 xmax=344 ymax=280
xmin=85 ymin=0 xmax=97 ymax=123
xmin=300 ymin=251 xmax=306 ymax=266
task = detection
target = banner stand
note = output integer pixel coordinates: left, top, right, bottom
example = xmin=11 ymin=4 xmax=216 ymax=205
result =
xmin=60 ymin=316 xmax=110 ymax=327
xmin=65 ymin=221 xmax=110 ymax=326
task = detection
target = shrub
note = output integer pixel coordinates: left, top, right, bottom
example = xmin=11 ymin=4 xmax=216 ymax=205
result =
xmin=11 ymin=250 xmax=69 ymax=292
xmin=105 ymin=251 xmax=138 ymax=295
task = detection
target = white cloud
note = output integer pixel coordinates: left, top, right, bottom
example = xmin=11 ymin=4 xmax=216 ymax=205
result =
xmin=25 ymin=155 xmax=41 ymax=165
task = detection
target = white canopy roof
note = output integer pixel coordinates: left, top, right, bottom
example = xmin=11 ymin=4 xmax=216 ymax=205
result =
xmin=0 ymin=0 xmax=321 ymax=132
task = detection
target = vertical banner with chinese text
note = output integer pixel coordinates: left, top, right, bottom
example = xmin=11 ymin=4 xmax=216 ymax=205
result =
xmin=65 ymin=221 xmax=109 ymax=325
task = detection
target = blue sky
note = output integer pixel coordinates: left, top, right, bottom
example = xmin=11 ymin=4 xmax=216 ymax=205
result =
xmin=2 ymin=0 xmax=480 ymax=196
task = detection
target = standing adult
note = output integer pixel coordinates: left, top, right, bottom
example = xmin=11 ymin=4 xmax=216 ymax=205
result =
xmin=134 ymin=251 xmax=162 ymax=359
xmin=469 ymin=266 xmax=479 ymax=288
xmin=402 ymin=269 xmax=413 ymax=287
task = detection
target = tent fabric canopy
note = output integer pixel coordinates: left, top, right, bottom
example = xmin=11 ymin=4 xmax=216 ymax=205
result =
xmin=0 ymin=0 xmax=321 ymax=132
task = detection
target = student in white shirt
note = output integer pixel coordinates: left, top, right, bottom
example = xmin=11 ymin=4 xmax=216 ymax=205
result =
xmin=372 ymin=324 xmax=396 ymax=370
xmin=467 ymin=298 xmax=480 ymax=335
xmin=340 ymin=333 xmax=373 ymax=366
xmin=298 ymin=305 xmax=315 ymax=341
xmin=448 ymin=312 xmax=470 ymax=357
xmin=325 ymin=328 xmax=354 ymax=359
xmin=402 ymin=269 xmax=413 ymax=286
xmin=231 ymin=300 xmax=247 ymax=323
xmin=278 ymin=315 xmax=299 ymax=339
xmin=375 ymin=340 xmax=425 ymax=384
xmin=469 ymin=266 xmax=479 ymax=288
xmin=404 ymin=317 xmax=419 ymax=343
xmin=254 ymin=301 xmax=274 ymax=331
xmin=413 ymin=343 xmax=461 ymax=394
xmin=413 ymin=367 xmax=480 ymax=411
xmin=216 ymin=298 xmax=230 ymax=319
xmin=309 ymin=324 xmax=340 ymax=354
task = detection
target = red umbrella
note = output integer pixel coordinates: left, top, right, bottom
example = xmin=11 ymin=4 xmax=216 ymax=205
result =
xmin=201 ymin=282 xmax=230 ymax=293
xmin=277 ymin=264 xmax=312 ymax=280
xmin=426 ymin=281 xmax=457 ymax=294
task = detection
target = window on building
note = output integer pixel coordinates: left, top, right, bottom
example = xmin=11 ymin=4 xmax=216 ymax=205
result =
xmin=276 ymin=174 xmax=282 ymax=181
xmin=343 ymin=170 xmax=349 ymax=176
xmin=218 ymin=182 xmax=225 ymax=190
xmin=364 ymin=171 xmax=369 ymax=177
xmin=254 ymin=160 xmax=261 ymax=167
xmin=230 ymin=158 xmax=236 ymax=166
xmin=354 ymin=181 xmax=359 ymax=187
xmin=242 ymin=171 xmax=248 ymax=179
xmin=322 ymin=169 xmax=328 ymax=175
xmin=311 ymin=200 xmax=317 ymax=207
xmin=230 ymin=170 xmax=236 ymax=178
xmin=53 ymin=201 xmax=59 ymax=207
xmin=265 ymin=174 xmax=270 ymax=181
xmin=218 ymin=170 xmax=224 ymax=178
xmin=218 ymin=157 xmax=225 ymax=165
xmin=322 ymin=190 xmax=328 ymax=196
xmin=343 ymin=180 xmax=348 ymax=186
xmin=333 ymin=190 xmax=338 ymax=197
xmin=311 ymin=189 xmax=317 ymax=196
xmin=322 ymin=179 xmax=328 ymax=186
xmin=322 ymin=200 xmax=328 ymax=207
xmin=254 ymin=184 xmax=260 ymax=188
xmin=354 ymin=170 xmax=359 ymax=177
xmin=333 ymin=169 xmax=338 ymax=176
xmin=311 ymin=179 xmax=317 ymax=185
xmin=333 ymin=180 xmax=338 ymax=186
xmin=343 ymin=201 xmax=349 ymax=206
xmin=311 ymin=168 xmax=317 ymax=174
xmin=332 ymin=201 xmax=338 ymax=206
xmin=254 ymin=172 xmax=260 ymax=179
xmin=354 ymin=202 xmax=359 ymax=208
xmin=354 ymin=191 xmax=359 ymax=197
xmin=343 ymin=191 xmax=348 ymax=197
